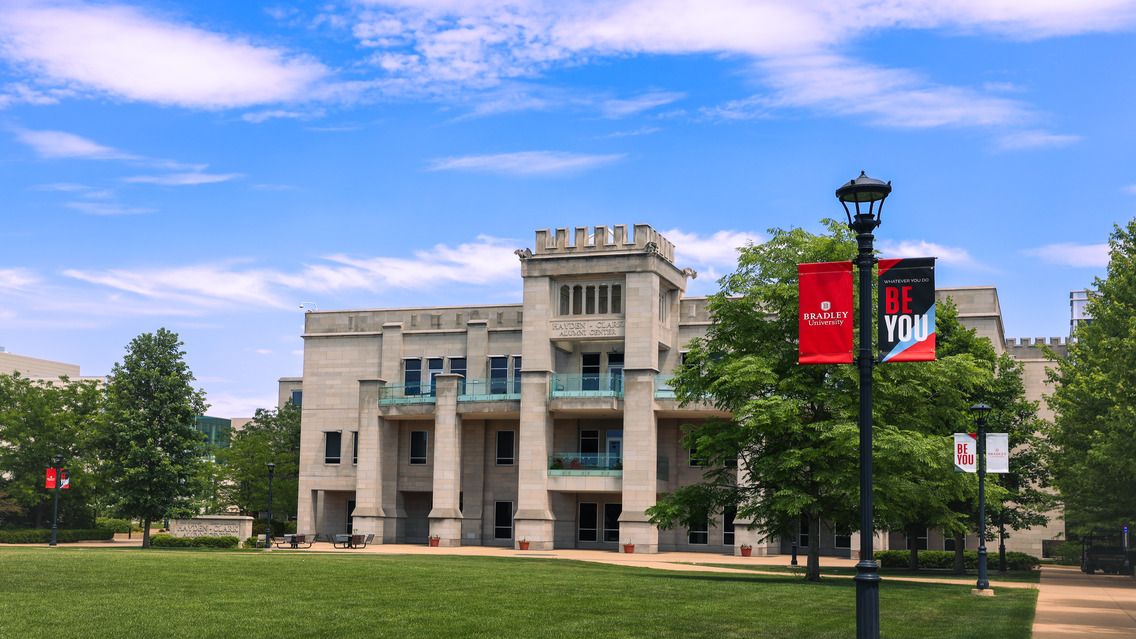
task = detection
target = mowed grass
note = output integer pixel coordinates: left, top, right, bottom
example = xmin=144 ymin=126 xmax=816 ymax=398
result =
xmin=0 ymin=548 xmax=1036 ymax=639
xmin=691 ymin=562 xmax=1042 ymax=583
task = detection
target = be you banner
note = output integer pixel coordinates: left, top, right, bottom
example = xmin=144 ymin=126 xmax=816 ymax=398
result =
xmin=953 ymin=433 xmax=1010 ymax=474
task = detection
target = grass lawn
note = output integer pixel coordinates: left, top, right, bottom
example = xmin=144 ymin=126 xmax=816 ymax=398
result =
xmin=0 ymin=548 xmax=1035 ymax=639
xmin=691 ymin=562 xmax=1042 ymax=584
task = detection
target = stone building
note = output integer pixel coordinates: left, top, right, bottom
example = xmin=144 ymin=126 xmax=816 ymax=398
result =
xmin=287 ymin=224 xmax=1064 ymax=557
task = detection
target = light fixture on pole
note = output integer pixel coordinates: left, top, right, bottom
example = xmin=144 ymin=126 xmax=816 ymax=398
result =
xmin=836 ymin=170 xmax=892 ymax=639
xmin=49 ymin=454 xmax=63 ymax=547
xmin=265 ymin=462 xmax=276 ymax=550
xmin=971 ymin=403 xmax=992 ymax=592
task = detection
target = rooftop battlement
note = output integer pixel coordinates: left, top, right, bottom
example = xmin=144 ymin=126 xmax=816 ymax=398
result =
xmin=532 ymin=224 xmax=675 ymax=262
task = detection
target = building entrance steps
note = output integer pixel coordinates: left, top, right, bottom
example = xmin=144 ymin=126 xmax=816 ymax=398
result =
xmin=1032 ymin=564 xmax=1136 ymax=638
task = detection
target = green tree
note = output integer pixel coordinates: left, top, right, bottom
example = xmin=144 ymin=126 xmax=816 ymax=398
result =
xmin=0 ymin=373 xmax=104 ymax=528
xmin=1049 ymin=219 xmax=1136 ymax=532
xmin=98 ymin=329 xmax=208 ymax=547
xmin=219 ymin=401 xmax=301 ymax=522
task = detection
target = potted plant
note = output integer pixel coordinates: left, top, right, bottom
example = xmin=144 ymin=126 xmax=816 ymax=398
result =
xmin=740 ymin=544 xmax=753 ymax=557
xmin=428 ymin=534 xmax=440 ymax=547
xmin=518 ymin=538 xmax=530 ymax=550
xmin=622 ymin=541 xmax=635 ymax=554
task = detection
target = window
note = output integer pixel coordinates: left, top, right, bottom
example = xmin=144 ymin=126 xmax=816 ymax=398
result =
xmin=585 ymin=285 xmax=596 ymax=314
xmin=450 ymin=357 xmax=466 ymax=394
xmin=835 ymin=530 xmax=852 ymax=549
xmin=556 ymin=281 xmax=624 ymax=316
xmin=660 ymin=291 xmax=668 ymax=323
xmin=688 ymin=514 xmax=709 ymax=544
xmin=404 ymin=359 xmax=421 ymax=396
xmin=579 ymin=503 xmax=598 ymax=542
xmin=494 ymin=501 xmax=513 ymax=540
xmin=489 ymin=356 xmax=509 ymax=394
xmin=324 ymin=431 xmax=342 ymax=464
xmin=346 ymin=500 xmax=355 ymax=534
xmin=582 ymin=353 xmax=600 ymax=391
xmin=688 ymin=448 xmax=707 ymax=467
xmin=427 ymin=358 xmax=444 ymax=395
xmin=607 ymin=353 xmax=623 ymax=392
xmin=907 ymin=529 xmax=929 ymax=551
xmin=598 ymin=285 xmax=609 ymax=314
xmin=944 ymin=536 xmax=959 ymax=552
xmin=572 ymin=285 xmax=583 ymax=314
xmin=351 ymin=431 xmax=359 ymax=465
xmin=496 ymin=430 xmax=515 ymax=465
xmin=724 ymin=505 xmax=737 ymax=546
xmin=410 ymin=431 xmax=428 ymax=465
xmin=611 ymin=284 xmax=622 ymax=313
xmin=290 ymin=389 xmax=303 ymax=408
xmin=559 ymin=285 xmax=570 ymax=315
xmin=511 ymin=356 xmax=522 ymax=394
xmin=580 ymin=430 xmax=599 ymax=455
xmin=604 ymin=504 xmax=622 ymax=542
xmin=798 ymin=515 xmax=810 ymax=548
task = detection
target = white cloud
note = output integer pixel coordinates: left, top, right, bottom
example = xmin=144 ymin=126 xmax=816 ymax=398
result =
xmin=599 ymin=126 xmax=660 ymax=138
xmin=1024 ymin=243 xmax=1109 ymax=268
xmin=995 ymin=130 xmax=1083 ymax=150
xmin=201 ymin=391 xmax=275 ymax=419
xmin=0 ymin=2 xmax=329 ymax=109
xmin=15 ymin=129 xmax=136 ymax=160
xmin=427 ymin=151 xmax=625 ymax=175
xmin=1124 ymin=185 xmax=1136 ymax=195
xmin=878 ymin=239 xmax=986 ymax=269
xmin=241 ymin=109 xmax=323 ymax=123
xmin=0 ymin=267 xmax=39 ymax=290
xmin=600 ymin=91 xmax=685 ymax=118
xmin=124 ymin=172 xmax=242 ymax=186
xmin=664 ymin=229 xmax=763 ymax=269
xmin=66 ymin=201 xmax=154 ymax=216
xmin=253 ymin=348 xmax=274 ymax=355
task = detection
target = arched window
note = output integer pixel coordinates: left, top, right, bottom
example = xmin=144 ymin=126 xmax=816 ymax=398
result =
xmin=559 ymin=285 xmax=570 ymax=315
xmin=572 ymin=285 xmax=583 ymax=315
xmin=611 ymin=285 xmax=622 ymax=314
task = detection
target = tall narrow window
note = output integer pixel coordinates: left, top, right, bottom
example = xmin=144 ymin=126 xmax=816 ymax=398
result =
xmin=494 ymin=501 xmax=513 ymax=539
xmin=724 ymin=504 xmax=737 ymax=546
xmin=607 ymin=353 xmax=623 ymax=392
xmin=559 ymin=285 xmax=570 ymax=315
xmin=598 ymin=285 xmax=609 ymax=314
xmin=580 ymin=429 xmax=599 ymax=457
xmin=427 ymin=358 xmax=443 ymax=395
xmin=290 ymin=390 xmax=303 ymax=407
xmin=688 ymin=514 xmax=709 ymax=544
xmin=324 ymin=432 xmax=342 ymax=464
xmin=579 ymin=503 xmax=598 ymax=542
xmin=572 ymin=285 xmax=583 ymax=314
xmin=835 ymin=529 xmax=852 ymax=549
xmin=450 ymin=357 xmax=466 ymax=394
xmin=511 ymin=356 xmax=522 ymax=394
xmin=351 ymin=431 xmax=359 ymax=465
xmin=404 ymin=359 xmax=421 ymax=396
xmin=582 ymin=353 xmax=600 ymax=391
xmin=611 ymin=284 xmax=622 ymax=313
xmin=585 ymin=285 xmax=596 ymax=314
xmin=410 ymin=431 xmax=428 ymax=465
xmin=603 ymin=503 xmax=621 ymax=542
xmin=489 ymin=356 xmax=508 ymax=394
xmin=496 ymin=430 xmax=515 ymax=465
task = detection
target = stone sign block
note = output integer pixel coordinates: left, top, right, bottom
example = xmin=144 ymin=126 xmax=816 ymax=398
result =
xmin=169 ymin=515 xmax=253 ymax=539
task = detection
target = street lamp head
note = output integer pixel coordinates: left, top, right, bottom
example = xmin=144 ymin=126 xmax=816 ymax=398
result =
xmin=53 ymin=454 xmax=63 ymax=465
xmin=970 ymin=403 xmax=992 ymax=413
xmin=267 ymin=462 xmax=276 ymax=474
xmin=836 ymin=171 xmax=892 ymax=233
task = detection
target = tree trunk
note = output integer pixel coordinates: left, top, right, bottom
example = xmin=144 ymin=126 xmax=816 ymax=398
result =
xmin=142 ymin=516 xmax=151 ymax=548
xmin=907 ymin=526 xmax=920 ymax=571
xmin=806 ymin=514 xmax=822 ymax=582
xmin=953 ymin=532 xmax=966 ymax=574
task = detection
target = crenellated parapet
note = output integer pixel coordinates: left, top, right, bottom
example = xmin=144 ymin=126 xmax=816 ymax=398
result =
xmin=531 ymin=224 xmax=675 ymax=262
xmin=1005 ymin=336 xmax=1068 ymax=359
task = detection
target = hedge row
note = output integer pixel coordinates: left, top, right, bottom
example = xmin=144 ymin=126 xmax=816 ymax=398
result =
xmin=149 ymin=534 xmax=240 ymax=549
xmin=0 ymin=528 xmax=115 ymax=543
xmin=876 ymin=549 xmax=1040 ymax=571
xmin=95 ymin=518 xmax=141 ymax=533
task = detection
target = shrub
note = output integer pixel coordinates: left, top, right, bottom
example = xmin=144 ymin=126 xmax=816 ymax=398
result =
xmin=150 ymin=534 xmax=239 ymax=549
xmin=251 ymin=520 xmax=289 ymax=536
xmin=1049 ymin=541 xmax=1082 ymax=566
xmin=96 ymin=518 xmax=140 ymax=533
xmin=0 ymin=528 xmax=114 ymax=543
xmin=876 ymin=549 xmax=1039 ymax=571
xmin=1004 ymin=551 xmax=1041 ymax=571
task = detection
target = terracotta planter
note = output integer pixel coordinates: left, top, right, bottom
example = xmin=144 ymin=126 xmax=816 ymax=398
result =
xmin=518 ymin=541 xmax=530 ymax=550
xmin=428 ymin=537 xmax=440 ymax=547
xmin=741 ymin=546 xmax=753 ymax=557
xmin=622 ymin=544 xmax=635 ymax=554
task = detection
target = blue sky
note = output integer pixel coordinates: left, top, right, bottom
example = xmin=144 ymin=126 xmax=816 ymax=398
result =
xmin=1 ymin=1 xmax=1133 ymax=416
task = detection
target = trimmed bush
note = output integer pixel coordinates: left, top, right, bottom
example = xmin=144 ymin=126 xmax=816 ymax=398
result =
xmin=150 ymin=534 xmax=239 ymax=549
xmin=243 ymin=536 xmax=267 ymax=549
xmin=876 ymin=549 xmax=1039 ymax=571
xmin=0 ymin=528 xmax=115 ymax=543
xmin=96 ymin=518 xmax=140 ymax=533
xmin=1004 ymin=551 xmax=1041 ymax=571
xmin=1049 ymin=541 xmax=1082 ymax=566
xmin=252 ymin=520 xmax=290 ymax=537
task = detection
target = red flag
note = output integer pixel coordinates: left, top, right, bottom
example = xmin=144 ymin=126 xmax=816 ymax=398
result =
xmin=798 ymin=261 xmax=854 ymax=364
xmin=45 ymin=467 xmax=57 ymax=489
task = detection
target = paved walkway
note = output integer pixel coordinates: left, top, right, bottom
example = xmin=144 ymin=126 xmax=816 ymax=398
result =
xmin=1032 ymin=565 xmax=1136 ymax=638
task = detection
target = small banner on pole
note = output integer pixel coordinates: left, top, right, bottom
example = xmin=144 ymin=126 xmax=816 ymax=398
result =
xmin=45 ymin=467 xmax=57 ymax=489
xmin=798 ymin=261 xmax=853 ymax=364
xmin=953 ymin=433 xmax=1010 ymax=473
xmin=878 ymin=257 xmax=936 ymax=363
xmin=60 ymin=470 xmax=70 ymax=490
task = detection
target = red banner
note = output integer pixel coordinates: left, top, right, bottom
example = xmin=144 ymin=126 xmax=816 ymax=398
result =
xmin=61 ymin=470 xmax=70 ymax=490
xmin=798 ymin=261 xmax=854 ymax=364
xmin=45 ymin=467 xmax=56 ymax=489
xmin=878 ymin=257 xmax=936 ymax=362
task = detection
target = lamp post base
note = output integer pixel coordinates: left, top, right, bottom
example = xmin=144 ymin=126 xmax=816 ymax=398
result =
xmin=855 ymin=559 xmax=881 ymax=639
xmin=971 ymin=588 xmax=996 ymax=597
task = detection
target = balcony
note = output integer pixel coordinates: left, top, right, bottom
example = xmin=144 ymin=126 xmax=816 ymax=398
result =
xmin=548 ymin=453 xmax=670 ymax=481
xmin=550 ymin=374 xmax=624 ymax=398
xmin=655 ymin=374 xmax=676 ymax=399
xmin=458 ymin=378 xmax=520 ymax=402
xmin=378 ymin=384 xmax=436 ymax=406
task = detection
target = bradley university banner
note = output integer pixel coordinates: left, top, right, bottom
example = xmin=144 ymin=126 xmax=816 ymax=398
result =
xmin=798 ymin=261 xmax=854 ymax=364
xmin=878 ymin=257 xmax=937 ymax=363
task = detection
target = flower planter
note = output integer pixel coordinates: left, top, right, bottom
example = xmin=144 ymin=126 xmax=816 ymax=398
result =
xmin=622 ymin=543 xmax=635 ymax=554
xmin=740 ymin=546 xmax=753 ymax=557
xmin=428 ymin=537 xmax=440 ymax=547
xmin=518 ymin=540 xmax=530 ymax=550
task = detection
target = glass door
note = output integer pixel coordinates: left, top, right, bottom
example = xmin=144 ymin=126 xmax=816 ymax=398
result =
xmin=606 ymin=430 xmax=623 ymax=469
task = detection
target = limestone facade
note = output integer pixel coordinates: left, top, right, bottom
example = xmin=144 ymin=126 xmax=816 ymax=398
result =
xmin=288 ymin=225 xmax=1064 ymax=556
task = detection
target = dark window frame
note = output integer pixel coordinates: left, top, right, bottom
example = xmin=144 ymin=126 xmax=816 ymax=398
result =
xmin=494 ymin=501 xmax=513 ymax=540
xmin=409 ymin=430 xmax=428 ymax=465
xmin=496 ymin=430 xmax=516 ymax=465
xmin=324 ymin=431 xmax=342 ymax=465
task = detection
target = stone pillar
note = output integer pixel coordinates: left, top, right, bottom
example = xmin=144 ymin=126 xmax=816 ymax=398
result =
xmin=378 ymin=416 xmax=400 ymax=543
xmin=461 ymin=419 xmax=486 ymax=544
xmin=515 ymin=370 xmax=554 ymax=549
xmin=466 ymin=320 xmax=489 ymax=381
xmin=620 ymin=369 xmax=659 ymax=553
xmin=297 ymin=481 xmax=315 ymax=535
xmin=428 ymin=374 xmax=463 ymax=546
xmin=351 ymin=379 xmax=386 ymax=538
xmin=379 ymin=323 xmax=403 ymax=384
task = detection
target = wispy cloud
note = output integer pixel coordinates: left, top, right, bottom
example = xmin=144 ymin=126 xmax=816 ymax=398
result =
xmin=0 ymin=267 xmax=39 ymax=290
xmin=0 ymin=3 xmax=328 ymax=109
xmin=124 ymin=172 xmax=242 ymax=186
xmin=878 ymin=239 xmax=987 ymax=269
xmin=241 ymin=109 xmax=323 ymax=123
xmin=66 ymin=201 xmax=155 ymax=216
xmin=427 ymin=151 xmax=625 ymax=176
xmin=599 ymin=126 xmax=660 ymax=139
xmin=1124 ymin=185 xmax=1136 ymax=195
xmin=601 ymin=91 xmax=685 ymax=118
xmin=664 ymin=229 xmax=763 ymax=269
xmin=995 ymin=130 xmax=1083 ymax=151
xmin=15 ymin=129 xmax=136 ymax=160
xmin=1024 ymin=243 xmax=1109 ymax=268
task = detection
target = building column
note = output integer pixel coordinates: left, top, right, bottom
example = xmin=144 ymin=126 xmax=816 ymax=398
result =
xmin=296 ymin=484 xmax=316 ymax=535
xmin=620 ymin=369 xmax=659 ymax=553
xmin=428 ymin=374 xmax=463 ymax=546
xmin=514 ymin=370 xmax=555 ymax=549
xmin=351 ymin=379 xmax=386 ymax=539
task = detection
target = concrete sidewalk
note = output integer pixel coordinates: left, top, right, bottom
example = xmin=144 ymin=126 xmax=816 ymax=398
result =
xmin=1032 ymin=565 xmax=1136 ymax=638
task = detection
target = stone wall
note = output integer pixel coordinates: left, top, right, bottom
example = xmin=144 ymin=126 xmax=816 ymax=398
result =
xmin=169 ymin=515 xmax=253 ymax=539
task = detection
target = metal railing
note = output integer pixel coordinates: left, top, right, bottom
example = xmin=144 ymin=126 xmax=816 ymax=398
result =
xmin=655 ymin=373 xmax=676 ymax=399
xmin=549 ymin=373 xmax=624 ymax=398
xmin=459 ymin=377 xmax=520 ymax=402
xmin=549 ymin=452 xmax=623 ymax=471
xmin=377 ymin=383 xmax=437 ymax=405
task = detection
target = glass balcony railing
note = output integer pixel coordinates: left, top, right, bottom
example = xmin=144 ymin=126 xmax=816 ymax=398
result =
xmin=378 ymin=383 xmax=437 ymax=405
xmin=655 ymin=373 xmax=676 ymax=399
xmin=459 ymin=377 xmax=520 ymax=402
xmin=550 ymin=373 xmax=624 ymax=398
xmin=547 ymin=453 xmax=671 ymax=480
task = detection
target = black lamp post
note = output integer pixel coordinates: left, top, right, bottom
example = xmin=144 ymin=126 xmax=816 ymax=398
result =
xmin=971 ymin=403 xmax=991 ymax=590
xmin=264 ymin=462 xmax=276 ymax=549
xmin=49 ymin=454 xmax=63 ymax=547
xmin=836 ymin=170 xmax=892 ymax=639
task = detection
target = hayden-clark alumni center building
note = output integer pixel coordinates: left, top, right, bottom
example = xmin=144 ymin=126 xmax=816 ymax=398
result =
xmin=283 ymin=224 xmax=1063 ymax=557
